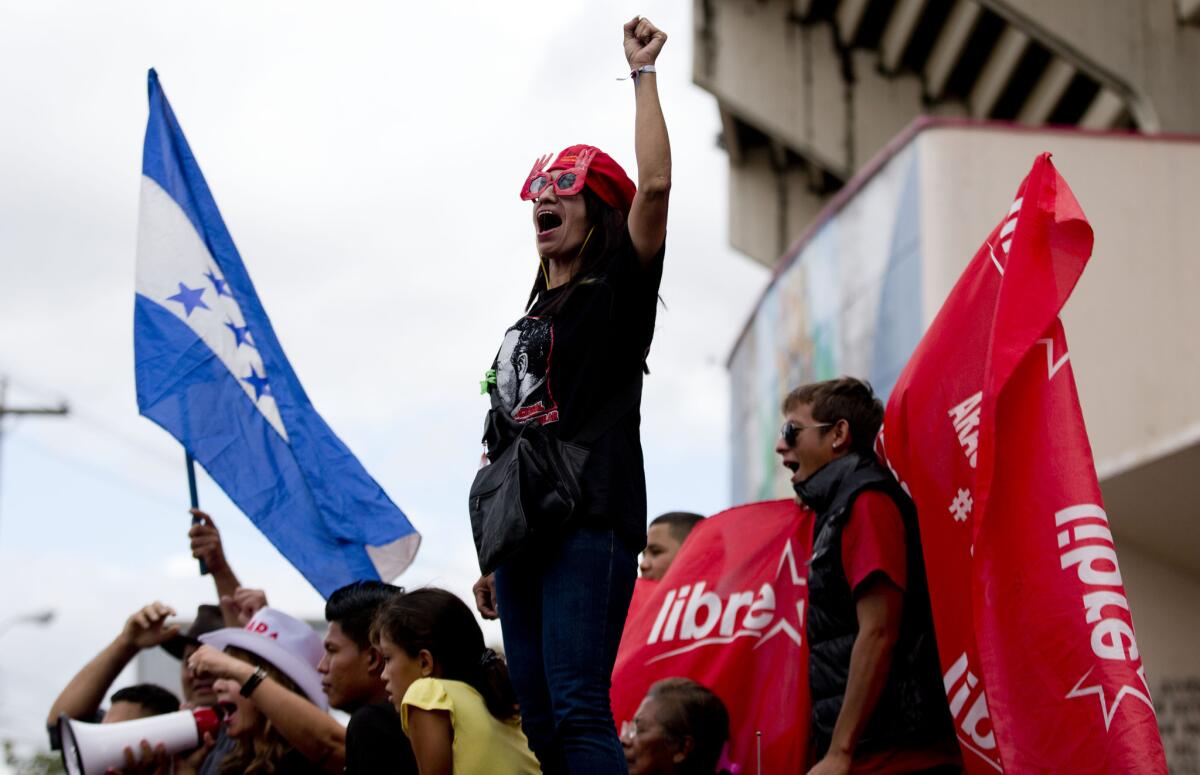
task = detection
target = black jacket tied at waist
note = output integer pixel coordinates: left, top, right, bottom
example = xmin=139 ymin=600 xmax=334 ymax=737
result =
xmin=799 ymin=452 xmax=954 ymax=757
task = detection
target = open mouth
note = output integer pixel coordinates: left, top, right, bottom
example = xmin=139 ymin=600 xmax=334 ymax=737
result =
xmin=783 ymin=461 xmax=799 ymax=474
xmin=536 ymin=210 xmax=562 ymax=234
xmin=219 ymin=702 xmax=238 ymax=725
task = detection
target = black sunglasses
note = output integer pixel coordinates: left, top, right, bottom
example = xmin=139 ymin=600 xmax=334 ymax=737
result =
xmin=779 ymin=420 xmax=834 ymax=448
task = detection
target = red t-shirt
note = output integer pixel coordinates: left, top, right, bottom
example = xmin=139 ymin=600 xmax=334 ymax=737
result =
xmin=837 ymin=491 xmax=964 ymax=775
xmin=841 ymin=490 xmax=908 ymax=595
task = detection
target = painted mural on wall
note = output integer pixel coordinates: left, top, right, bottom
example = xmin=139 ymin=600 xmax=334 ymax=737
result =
xmin=1157 ymin=677 xmax=1200 ymax=773
xmin=729 ymin=144 xmax=925 ymax=504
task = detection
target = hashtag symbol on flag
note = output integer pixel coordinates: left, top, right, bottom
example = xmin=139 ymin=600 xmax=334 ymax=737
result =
xmin=949 ymin=489 xmax=973 ymax=523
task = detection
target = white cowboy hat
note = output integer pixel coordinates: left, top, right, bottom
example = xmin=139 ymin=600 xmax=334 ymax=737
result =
xmin=199 ymin=607 xmax=328 ymax=710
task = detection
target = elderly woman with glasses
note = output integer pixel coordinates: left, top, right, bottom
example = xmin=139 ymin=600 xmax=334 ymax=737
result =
xmin=621 ymin=678 xmax=731 ymax=775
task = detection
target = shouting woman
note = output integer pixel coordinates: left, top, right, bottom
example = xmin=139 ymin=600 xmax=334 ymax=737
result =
xmin=472 ymin=15 xmax=671 ymax=775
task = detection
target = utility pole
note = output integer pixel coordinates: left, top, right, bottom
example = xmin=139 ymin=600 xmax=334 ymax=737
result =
xmin=0 ymin=377 xmax=70 ymax=527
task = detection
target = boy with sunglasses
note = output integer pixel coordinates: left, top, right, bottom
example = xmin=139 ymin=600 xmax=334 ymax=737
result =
xmin=775 ymin=378 xmax=960 ymax=775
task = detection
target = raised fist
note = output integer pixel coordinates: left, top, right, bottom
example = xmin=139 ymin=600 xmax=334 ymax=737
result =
xmin=623 ymin=16 xmax=667 ymax=70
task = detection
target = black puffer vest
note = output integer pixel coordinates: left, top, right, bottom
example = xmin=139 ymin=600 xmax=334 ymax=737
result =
xmin=798 ymin=452 xmax=953 ymax=756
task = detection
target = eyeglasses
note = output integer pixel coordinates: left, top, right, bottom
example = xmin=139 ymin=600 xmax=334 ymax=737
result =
xmin=779 ymin=420 xmax=833 ymax=447
xmin=620 ymin=719 xmax=660 ymax=743
xmin=520 ymin=147 xmax=597 ymax=201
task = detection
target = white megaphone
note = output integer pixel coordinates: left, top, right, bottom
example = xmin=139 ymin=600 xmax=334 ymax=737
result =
xmin=58 ymin=706 xmax=221 ymax=775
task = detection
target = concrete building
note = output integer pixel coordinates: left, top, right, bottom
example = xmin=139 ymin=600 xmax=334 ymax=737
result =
xmin=695 ymin=0 xmax=1200 ymax=267
xmin=696 ymin=0 xmax=1200 ymax=769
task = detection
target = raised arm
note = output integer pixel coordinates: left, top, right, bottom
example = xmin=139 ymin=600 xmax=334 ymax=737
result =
xmin=188 ymin=510 xmax=243 ymax=627
xmin=623 ymin=15 xmax=671 ymax=265
xmin=47 ymin=602 xmax=180 ymax=728
xmin=190 ymin=646 xmax=347 ymax=774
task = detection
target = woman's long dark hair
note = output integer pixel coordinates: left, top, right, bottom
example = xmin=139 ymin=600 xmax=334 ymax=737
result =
xmin=525 ymin=187 xmax=627 ymax=314
xmin=372 ymin=588 xmax=519 ymax=721
xmin=218 ymin=647 xmax=306 ymax=775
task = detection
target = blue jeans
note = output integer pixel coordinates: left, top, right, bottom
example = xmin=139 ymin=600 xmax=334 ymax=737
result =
xmin=495 ymin=527 xmax=637 ymax=775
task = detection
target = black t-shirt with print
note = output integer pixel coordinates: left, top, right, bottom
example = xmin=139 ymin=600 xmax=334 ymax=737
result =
xmin=489 ymin=228 xmax=664 ymax=553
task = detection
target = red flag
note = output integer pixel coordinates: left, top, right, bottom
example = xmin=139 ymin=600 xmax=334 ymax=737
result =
xmin=878 ymin=154 xmax=1167 ymax=772
xmin=612 ymin=500 xmax=813 ymax=773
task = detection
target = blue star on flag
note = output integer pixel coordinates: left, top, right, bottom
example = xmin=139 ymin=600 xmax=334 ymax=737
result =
xmin=166 ymin=282 xmax=210 ymax=317
xmin=205 ymin=269 xmax=231 ymax=297
xmin=225 ymin=320 xmax=254 ymax=348
xmin=242 ymin=366 xmax=271 ymax=400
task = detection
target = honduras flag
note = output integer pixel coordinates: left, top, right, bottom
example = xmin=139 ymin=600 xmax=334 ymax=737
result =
xmin=135 ymin=70 xmax=419 ymax=597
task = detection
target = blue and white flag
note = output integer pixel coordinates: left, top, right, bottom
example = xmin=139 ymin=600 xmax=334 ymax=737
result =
xmin=135 ymin=70 xmax=419 ymax=597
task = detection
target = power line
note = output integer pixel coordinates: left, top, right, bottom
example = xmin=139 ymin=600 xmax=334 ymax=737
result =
xmin=0 ymin=378 xmax=68 ymax=420
xmin=6 ymin=433 xmax=182 ymax=511
xmin=0 ymin=378 xmax=69 ymax=534
xmin=0 ymin=369 xmax=66 ymax=404
xmin=0 ymin=371 xmax=179 ymax=475
xmin=0 ymin=374 xmax=217 ymax=548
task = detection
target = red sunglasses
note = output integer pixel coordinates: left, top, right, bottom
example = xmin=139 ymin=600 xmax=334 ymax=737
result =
xmin=519 ymin=148 xmax=597 ymax=201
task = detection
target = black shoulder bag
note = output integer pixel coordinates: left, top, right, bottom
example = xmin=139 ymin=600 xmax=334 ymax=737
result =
xmin=468 ymin=376 xmax=642 ymax=575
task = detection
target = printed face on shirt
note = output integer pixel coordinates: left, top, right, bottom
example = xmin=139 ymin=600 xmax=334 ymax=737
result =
xmin=377 ymin=634 xmax=430 ymax=712
xmin=640 ymin=524 xmax=684 ymax=581
xmin=318 ymin=621 xmax=381 ymax=712
xmin=532 ymin=171 xmax=590 ymax=262
xmin=775 ymin=401 xmax=839 ymax=489
xmin=494 ymin=317 xmax=559 ymax=425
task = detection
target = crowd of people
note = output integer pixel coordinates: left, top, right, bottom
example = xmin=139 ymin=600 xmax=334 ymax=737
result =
xmin=48 ymin=14 xmax=961 ymax=775
xmin=46 ymin=512 xmax=417 ymax=774
xmin=47 ymin=503 xmax=723 ymax=775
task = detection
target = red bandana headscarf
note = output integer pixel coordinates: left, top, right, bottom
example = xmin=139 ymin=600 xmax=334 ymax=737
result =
xmin=547 ymin=144 xmax=637 ymax=216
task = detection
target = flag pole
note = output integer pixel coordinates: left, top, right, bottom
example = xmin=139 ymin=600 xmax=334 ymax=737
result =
xmin=186 ymin=451 xmax=209 ymax=575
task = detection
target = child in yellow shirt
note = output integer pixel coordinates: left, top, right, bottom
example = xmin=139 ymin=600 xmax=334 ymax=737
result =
xmin=372 ymin=588 xmax=541 ymax=775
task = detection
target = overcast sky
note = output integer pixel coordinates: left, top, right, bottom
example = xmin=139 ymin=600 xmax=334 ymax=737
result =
xmin=0 ymin=0 xmax=768 ymax=752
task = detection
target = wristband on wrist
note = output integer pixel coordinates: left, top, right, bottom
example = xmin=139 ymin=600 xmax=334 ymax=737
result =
xmin=240 ymin=666 xmax=268 ymax=698
xmin=618 ymin=64 xmax=657 ymax=81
